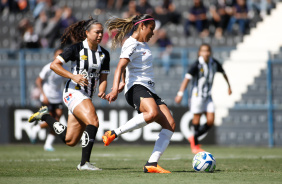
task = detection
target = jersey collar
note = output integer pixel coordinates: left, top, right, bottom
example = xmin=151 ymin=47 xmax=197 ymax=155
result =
xmin=83 ymin=38 xmax=102 ymax=52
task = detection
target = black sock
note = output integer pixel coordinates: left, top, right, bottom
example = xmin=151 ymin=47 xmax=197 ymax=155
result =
xmin=193 ymin=124 xmax=200 ymax=145
xmin=41 ymin=114 xmax=67 ymax=143
xmin=145 ymin=161 xmax=157 ymax=167
xmin=194 ymin=123 xmax=212 ymax=145
xmin=81 ymin=125 xmax=98 ymax=166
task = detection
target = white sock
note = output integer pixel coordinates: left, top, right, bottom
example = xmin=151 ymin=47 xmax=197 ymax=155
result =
xmin=114 ymin=113 xmax=147 ymax=136
xmin=148 ymin=129 xmax=173 ymax=163
xmin=44 ymin=134 xmax=55 ymax=148
xmin=30 ymin=124 xmax=41 ymax=140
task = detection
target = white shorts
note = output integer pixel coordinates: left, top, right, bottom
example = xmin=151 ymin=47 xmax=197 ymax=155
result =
xmin=63 ymin=88 xmax=90 ymax=114
xmin=190 ymin=96 xmax=215 ymax=114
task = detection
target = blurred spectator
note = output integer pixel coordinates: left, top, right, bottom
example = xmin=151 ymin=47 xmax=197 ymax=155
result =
xmin=122 ymin=0 xmax=137 ymax=18
xmin=184 ymin=0 xmax=209 ymax=38
xmin=34 ymin=2 xmax=62 ymax=47
xmin=227 ymin=0 xmax=249 ymax=35
xmin=17 ymin=0 xmax=28 ymax=12
xmin=210 ymin=0 xmax=233 ymax=39
xmin=154 ymin=0 xmax=181 ymax=26
xmin=155 ymin=29 xmax=173 ymax=74
xmin=136 ymin=0 xmax=153 ymax=15
xmin=22 ymin=25 xmax=40 ymax=48
xmin=0 ymin=0 xmax=9 ymax=15
xmin=248 ymin=0 xmax=275 ymax=18
xmin=60 ymin=6 xmax=77 ymax=31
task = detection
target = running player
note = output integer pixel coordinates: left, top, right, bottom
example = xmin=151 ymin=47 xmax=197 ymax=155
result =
xmin=31 ymin=48 xmax=67 ymax=151
xmin=102 ymin=14 xmax=175 ymax=173
xmin=28 ymin=17 xmax=110 ymax=170
xmin=175 ymin=43 xmax=232 ymax=154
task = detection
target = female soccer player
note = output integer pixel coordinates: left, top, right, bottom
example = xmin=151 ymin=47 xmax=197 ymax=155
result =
xmin=102 ymin=14 xmax=175 ymax=173
xmin=31 ymin=48 xmax=66 ymax=151
xmin=28 ymin=17 xmax=110 ymax=170
xmin=175 ymin=44 xmax=232 ymax=154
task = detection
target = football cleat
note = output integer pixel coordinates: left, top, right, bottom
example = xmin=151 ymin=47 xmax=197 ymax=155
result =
xmin=192 ymin=145 xmax=205 ymax=154
xmin=77 ymin=162 xmax=102 ymax=171
xmin=28 ymin=106 xmax=49 ymax=122
xmin=143 ymin=164 xmax=171 ymax=173
xmin=102 ymin=131 xmax=117 ymax=146
xmin=44 ymin=146 xmax=55 ymax=152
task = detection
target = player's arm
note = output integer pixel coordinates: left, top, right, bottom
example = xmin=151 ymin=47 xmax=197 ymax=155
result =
xmin=118 ymin=70 xmax=126 ymax=93
xmin=98 ymin=73 xmax=108 ymax=99
xmin=50 ymin=58 xmax=88 ymax=87
xmin=223 ymin=73 xmax=232 ymax=95
xmin=106 ymin=58 xmax=129 ymax=103
xmin=175 ymin=77 xmax=190 ymax=104
xmin=35 ymin=76 xmax=49 ymax=104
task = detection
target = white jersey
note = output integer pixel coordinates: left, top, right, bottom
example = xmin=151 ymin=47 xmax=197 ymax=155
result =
xmin=39 ymin=63 xmax=67 ymax=103
xmin=120 ymin=36 xmax=156 ymax=94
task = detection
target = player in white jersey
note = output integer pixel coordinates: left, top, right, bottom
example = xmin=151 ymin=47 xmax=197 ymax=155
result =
xmin=31 ymin=48 xmax=66 ymax=151
xmin=102 ymin=14 xmax=175 ymax=173
xmin=175 ymin=44 xmax=232 ymax=154
xmin=28 ymin=17 xmax=110 ymax=171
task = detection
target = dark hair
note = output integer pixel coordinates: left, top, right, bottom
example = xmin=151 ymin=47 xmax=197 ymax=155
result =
xmin=61 ymin=17 xmax=102 ymax=45
xmin=198 ymin=43 xmax=212 ymax=56
xmin=106 ymin=14 xmax=155 ymax=50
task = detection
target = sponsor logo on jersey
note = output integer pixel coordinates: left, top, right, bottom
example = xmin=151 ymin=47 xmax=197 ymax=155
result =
xmin=129 ymin=46 xmax=137 ymax=57
xmin=148 ymin=80 xmax=155 ymax=87
xmin=81 ymin=55 xmax=88 ymax=60
xmin=142 ymin=52 xmax=146 ymax=55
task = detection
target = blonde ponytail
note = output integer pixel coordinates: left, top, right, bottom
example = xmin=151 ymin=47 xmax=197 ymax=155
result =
xmin=106 ymin=14 xmax=154 ymax=50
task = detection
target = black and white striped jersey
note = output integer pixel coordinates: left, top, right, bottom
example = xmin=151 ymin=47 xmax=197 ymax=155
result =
xmin=57 ymin=38 xmax=110 ymax=98
xmin=185 ymin=56 xmax=225 ymax=98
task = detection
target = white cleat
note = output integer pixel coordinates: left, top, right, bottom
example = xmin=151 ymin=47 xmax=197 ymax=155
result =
xmin=76 ymin=162 xmax=102 ymax=171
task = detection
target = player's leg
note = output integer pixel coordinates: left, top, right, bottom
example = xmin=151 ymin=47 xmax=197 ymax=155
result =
xmin=143 ymin=104 xmax=175 ymax=173
xmin=71 ymin=99 xmax=101 ymax=171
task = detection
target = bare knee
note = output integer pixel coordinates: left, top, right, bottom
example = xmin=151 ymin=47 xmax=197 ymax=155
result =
xmin=145 ymin=109 xmax=159 ymax=123
xmin=65 ymin=139 xmax=78 ymax=147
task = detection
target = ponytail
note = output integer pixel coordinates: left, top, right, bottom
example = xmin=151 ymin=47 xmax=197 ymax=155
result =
xmin=106 ymin=14 xmax=154 ymax=50
xmin=61 ymin=16 xmax=102 ymax=45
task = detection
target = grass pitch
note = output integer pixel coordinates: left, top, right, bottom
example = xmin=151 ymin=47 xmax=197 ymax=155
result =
xmin=0 ymin=144 xmax=281 ymax=184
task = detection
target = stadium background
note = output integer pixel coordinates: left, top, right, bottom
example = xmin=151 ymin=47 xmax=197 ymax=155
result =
xmin=0 ymin=0 xmax=281 ymax=147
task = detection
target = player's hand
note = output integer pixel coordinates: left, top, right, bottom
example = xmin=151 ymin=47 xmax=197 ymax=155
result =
xmin=106 ymin=90 xmax=118 ymax=104
xmin=98 ymin=91 xmax=106 ymax=99
xmin=72 ymin=74 xmax=88 ymax=87
xmin=174 ymin=95 xmax=182 ymax=104
xmin=228 ymin=88 xmax=232 ymax=95
xmin=42 ymin=95 xmax=49 ymax=105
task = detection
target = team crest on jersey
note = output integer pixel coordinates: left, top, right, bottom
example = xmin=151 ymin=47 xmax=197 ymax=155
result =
xmin=81 ymin=55 xmax=88 ymax=60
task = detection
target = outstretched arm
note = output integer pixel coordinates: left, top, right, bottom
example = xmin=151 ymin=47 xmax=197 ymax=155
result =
xmin=223 ymin=73 xmax=232 ymax=95
xmin=175 ymin=77 xmax=190 ymax=104
xmin=106 ymin=58 xmax=130 ymax=103
xmin=98 ymin=73 xmax=108 ymax=99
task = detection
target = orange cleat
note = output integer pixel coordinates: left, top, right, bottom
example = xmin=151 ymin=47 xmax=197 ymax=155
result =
xmin=192 ymin=145 xmax=205 ymax=154
xmin=102 ymin=131 xmax=117 ymax=146
xmin=143 ymin=165 xmax=171 ymax=173
xmin=188 ymin=136 xmax=204 ymax=154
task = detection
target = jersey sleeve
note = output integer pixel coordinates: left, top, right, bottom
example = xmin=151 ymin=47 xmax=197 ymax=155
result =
xmin=185 ymin=61 xmax=198 ymax=79
xmin=100 ymin=49 xmax=110 ymax=74
xmin=39 ymin=63 xmax=51 ymax=80
xmin=119 ymin=42 xmax=139 ymax=62
xmin=56 ymin=44 xmax=77 ymax=63
xmin=214 ymin=59 xmax=225 ymax=74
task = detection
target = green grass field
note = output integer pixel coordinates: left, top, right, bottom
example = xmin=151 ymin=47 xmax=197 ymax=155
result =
xmin=0 ymin=144 xmax=281 ymax=184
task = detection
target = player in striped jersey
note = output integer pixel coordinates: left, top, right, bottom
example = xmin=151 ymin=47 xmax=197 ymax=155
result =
xmin=175 ymin=44 xmax=232 ymax=154
xmin=28 ymin=17 xmax=110 ymax=171
xmin=102 ymin=14 xmax=175 ymax=173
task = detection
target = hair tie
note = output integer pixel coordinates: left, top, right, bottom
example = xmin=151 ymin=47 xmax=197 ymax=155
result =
xmin=134 ymin=18 xmax=155 ymax=26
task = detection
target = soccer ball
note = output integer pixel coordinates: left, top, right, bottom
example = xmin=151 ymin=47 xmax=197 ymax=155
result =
xmin=192 ymin=151 xmax=216 ymax=172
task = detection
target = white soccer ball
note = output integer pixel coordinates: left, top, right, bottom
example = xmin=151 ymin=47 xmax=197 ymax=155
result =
xmin=192 ymin=151 xmax=216 ymax=172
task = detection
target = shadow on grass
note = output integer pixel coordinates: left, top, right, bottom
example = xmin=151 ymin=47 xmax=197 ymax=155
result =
xmin=173 ymin=169 xmax=222 ymax=173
